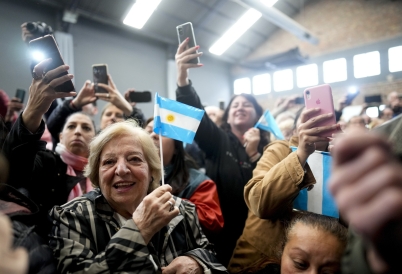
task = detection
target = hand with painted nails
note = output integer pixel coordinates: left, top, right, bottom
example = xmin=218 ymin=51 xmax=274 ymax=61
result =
xmin=175 ymin=38 xmax=204 ymax=87
xmin=296 ymin=108 xmax=340 ymax=166
xmin=23 ymin=58 xmax=76 ymax=133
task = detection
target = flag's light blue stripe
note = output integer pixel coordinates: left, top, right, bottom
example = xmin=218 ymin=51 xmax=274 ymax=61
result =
xmin=156 ymin=94 xmax=204 ymax=121
xmin=154 ymin=116 xmax=195 ymax=144
xmin=322 ymin=154 xmax=338 ymax=218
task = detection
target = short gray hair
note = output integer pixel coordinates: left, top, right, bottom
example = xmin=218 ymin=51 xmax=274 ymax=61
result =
xmin=84 ymin=119 xmax=161 ymax=192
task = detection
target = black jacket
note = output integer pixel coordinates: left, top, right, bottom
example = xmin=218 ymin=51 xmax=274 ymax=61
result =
xmin=1 ymin=184 xmax=56 ymax=274
xmin=176 ymin=82 xmax=260 ymax=266
xmin=2 ymin=114 xmax=81 ymax=238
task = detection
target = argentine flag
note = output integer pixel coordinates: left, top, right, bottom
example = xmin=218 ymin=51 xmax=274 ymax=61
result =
xmin=153 ymin=93 xmax=205 ymax=144
xmin=255 ymin=110 xmax=284 ymax=140
xmin=291 ymin=147 xmax=338 ymax=218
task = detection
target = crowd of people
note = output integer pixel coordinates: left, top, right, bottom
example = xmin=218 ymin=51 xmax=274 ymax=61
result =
xmin=0 ymin=22 xmax=401 ymax=274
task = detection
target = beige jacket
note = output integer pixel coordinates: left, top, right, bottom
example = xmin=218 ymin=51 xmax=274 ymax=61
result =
xmin=228 ymin=137 xmax=316 ymax=273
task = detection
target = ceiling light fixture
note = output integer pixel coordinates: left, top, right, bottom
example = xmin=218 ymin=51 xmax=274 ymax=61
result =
xmin=123 ymin=0 xmax=162 ymax=29
xmin=209 ymin=9 xmax=262 ymax=56
xmin=209 ymin=0 xmax=279 ymax=56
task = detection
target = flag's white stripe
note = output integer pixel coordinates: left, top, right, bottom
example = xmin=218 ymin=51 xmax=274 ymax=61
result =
xmin=307 ymin=152 xmax=323 ymax=214
xmin=156 ymin=105 xmax=201 ymax=132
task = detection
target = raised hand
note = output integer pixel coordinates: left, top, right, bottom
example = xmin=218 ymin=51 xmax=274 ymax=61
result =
xmin=175 ymin=38 xmax=203 ymax=87
xmin=72 ymin=80 xmax=97 ymax=109
xmin=23 ymin=58 xmax=75 ymax=133
xmin=96 ymin=74 xmax=133 ymax=116
xmin=132 ymin=184 xmax=179 ymax=244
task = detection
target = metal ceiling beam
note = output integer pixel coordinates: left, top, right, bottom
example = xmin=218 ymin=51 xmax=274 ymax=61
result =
xmin=188 ymin=0 xmax=268 ymax=40
xmin=236 ymin=0 xmax=319 ymax=45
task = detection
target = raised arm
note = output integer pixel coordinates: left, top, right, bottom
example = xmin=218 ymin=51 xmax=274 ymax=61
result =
xmin=175 ymin=40 xmax=228 ymax=158
xmin=245 ymin=108 xmax=339 ymax=218
xmin=2 ymin=59 xmax=75 ymax=189
xmin=244 ymin=141 xmax=315 ymax=218
xmin=47 ymin=80 xmax=96 ymax=143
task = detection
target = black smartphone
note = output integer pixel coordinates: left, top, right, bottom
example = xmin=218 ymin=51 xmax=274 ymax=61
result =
xmin=219 ymin=101 xmax=225 ymax=110
xmin=176 ymin=22 xmax=200 ymax=64
xmin=15 ymin=89 xmax=26 ymax=103
xmin=364 ymin=94 xmax=382 ymax=104
xmin=28 ymin=35 xmax=75 ymax=92
xmin=295 ymin=97 xmax=305 ymax=105
xmin=129 ymin=91 xmax=152 ymax=103
xmin=345 ymin=90 xmax=360 ymax=105
xmin=92 ymin=64 xmax=108 ymax=93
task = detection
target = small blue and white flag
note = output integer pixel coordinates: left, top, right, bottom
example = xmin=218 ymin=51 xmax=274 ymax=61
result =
xmin=255 ymin=110 xmax=284 ymax=140
xmin=291 ymin=147 xmax=338 ymax=218
xmin=153 ymin=93 xmax=205 ymax=144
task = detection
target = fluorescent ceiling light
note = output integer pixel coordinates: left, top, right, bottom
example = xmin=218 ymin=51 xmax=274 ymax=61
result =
xmin=209 ymin=0 xmax=279 ymax=56
xmin=123 ymin=0 xmax=162 ymax=29
xmin=209 ymin=8 xmax=262 ymax=56
xmin=261 ymin=0 xmax=279 ymax=6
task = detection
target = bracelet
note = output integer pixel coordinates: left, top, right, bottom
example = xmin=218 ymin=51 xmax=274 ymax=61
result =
xmin=249 ymin=152 xmax=261 ymax=163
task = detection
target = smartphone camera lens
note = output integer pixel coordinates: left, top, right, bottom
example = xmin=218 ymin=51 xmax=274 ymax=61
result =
xmin=306 ymin=90 xmax=311 ymax=100
xmin=178 ymin=27 xmax=183 ymax=35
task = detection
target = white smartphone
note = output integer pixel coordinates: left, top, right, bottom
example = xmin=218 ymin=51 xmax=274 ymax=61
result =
xmin=176 ymin=22 xmax=200 ymax=64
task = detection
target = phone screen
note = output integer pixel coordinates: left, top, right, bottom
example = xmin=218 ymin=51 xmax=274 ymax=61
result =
xmin=93 ymin=65 xmax=108 ymax=93
xmin=29 ymin=35 xmax=75 ymax=92
xmin=176 ymin=22 xmax=200 ymax=64
xmin=129 ymin=91 xmax=152 ymax=103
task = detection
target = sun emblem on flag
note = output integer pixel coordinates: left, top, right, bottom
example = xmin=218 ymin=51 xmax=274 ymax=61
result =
xmin=166 ymin=114 xmax=175 ymax=123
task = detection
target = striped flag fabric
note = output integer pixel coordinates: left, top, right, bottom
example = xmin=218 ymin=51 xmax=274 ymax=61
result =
xmin=153 ymin=93 xmax=205 ymax=144
xmin=255 ymin=110 xmax=284 ymax=140
xmin=291 ymin=147 xmax=339 ymax=218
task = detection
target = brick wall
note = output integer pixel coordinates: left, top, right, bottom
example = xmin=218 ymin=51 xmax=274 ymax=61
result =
xmin=247 ymin=0 xmax=402 ymax=60
xmin=241 ymin=0 xmax=402 ymax=112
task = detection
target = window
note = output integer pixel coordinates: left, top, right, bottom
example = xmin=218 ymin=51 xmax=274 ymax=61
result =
xmin=234 ymin=77 xmax=251 ymax=94
xmin=323 ymin=58 xmax=347 ymax=83
xmin=252 ymin=74 xmax=271 ymax=95
xmin=389 ymin=46 xmax=402 ymax=72
xmin=273 ymin=69 xmax=293 ymax=92
xmin=353 ymin=51 xmax=381 ymax=78
xmin=297 ymin=64 xmax=318 ymax=88
xmin=366 ymin=106 xmax=379 ymax=118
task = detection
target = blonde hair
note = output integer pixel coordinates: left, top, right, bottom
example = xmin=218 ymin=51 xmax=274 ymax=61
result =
xmin=84 ymin=119 xmax=161 ymax=192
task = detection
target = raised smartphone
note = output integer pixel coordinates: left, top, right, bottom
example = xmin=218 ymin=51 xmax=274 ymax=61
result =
xmin=304 ymin=84 xmax=336 ymax=137
xmin=176 ymin=22 xmax=200 ymax=64
xmin=345 ymin=90 xmax=360 ymax=105
xmin=92 ymin=64 xmax=108 ymax=93
xmin=129 ymin=91 xmax=152 ymax=103
xmin=29 ymin=35 xmax=75 ymax=92
xmin=15 ymin=89 xmax=26 ymax=103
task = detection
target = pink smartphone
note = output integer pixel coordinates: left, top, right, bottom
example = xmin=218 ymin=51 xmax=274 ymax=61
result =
xmin=303 ymin=84 xmax=336 ymax=137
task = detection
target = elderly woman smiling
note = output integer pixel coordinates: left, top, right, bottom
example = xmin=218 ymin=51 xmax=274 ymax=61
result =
xmin=49 ymin=120 xmax=227 ymax=274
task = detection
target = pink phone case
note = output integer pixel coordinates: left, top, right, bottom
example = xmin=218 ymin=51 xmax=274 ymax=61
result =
xmin=303 ymin=84 xmax=336 ymax=137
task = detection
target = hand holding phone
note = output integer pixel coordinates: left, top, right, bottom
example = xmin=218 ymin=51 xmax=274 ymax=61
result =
xmin=304 ymin=84 xmax=336 ymax=137
xmin=29 ymin=35 xmax=75 ymax=92
xmin=176 ymin=22 xmax=200 ymax=64
xmin=92 ymin=64 xmax=108 ymax=93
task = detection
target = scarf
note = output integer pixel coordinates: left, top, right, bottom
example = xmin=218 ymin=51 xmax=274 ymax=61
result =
xmin=55 ymin=143 xmax=93 ymax=201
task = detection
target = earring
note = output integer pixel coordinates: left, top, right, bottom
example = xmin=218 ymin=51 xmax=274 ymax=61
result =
xmin=150 ymin=177 xmax=154 ymax=183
